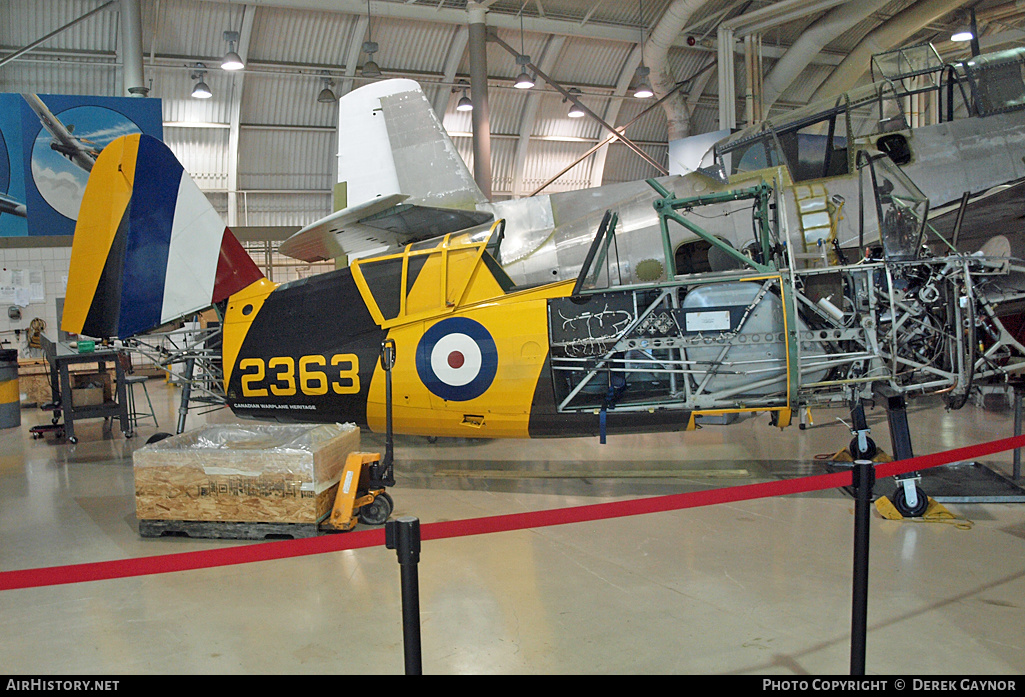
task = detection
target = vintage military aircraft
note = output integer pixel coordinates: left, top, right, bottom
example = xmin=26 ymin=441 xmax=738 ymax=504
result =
xmin=23 ymin=93 xmax=101 ymax=174
xmin=61 ymin=46 xmax=1025 ymax=516
xmin=280 ymin=46 xmax=1025 ymax=292
xmin=0 ymin=192 xmax=26 ymax=218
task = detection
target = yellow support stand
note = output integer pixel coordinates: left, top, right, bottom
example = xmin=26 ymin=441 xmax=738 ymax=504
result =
xmin=874 ymin=496 xmax=974 ymax=529
xmin=830 ymin=447 xmax=892 ymax=463
xmin=799 ymin=406 xmax=814 ymax=429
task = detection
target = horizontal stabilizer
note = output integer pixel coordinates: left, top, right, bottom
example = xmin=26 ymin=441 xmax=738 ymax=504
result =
xmin=279 ymin=196 xmax=494 ymax=261
xmin=62 ymin=134 xmax=264 ymax=339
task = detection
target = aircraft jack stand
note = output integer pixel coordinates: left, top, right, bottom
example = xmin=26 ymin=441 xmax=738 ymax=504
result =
xmin=874 ymin=495 xmax=972 ymax=529
xmin=798 ymin=407 xmax=813 ymax=430
xmin=834 ymin=391 xmax=928 ymax=518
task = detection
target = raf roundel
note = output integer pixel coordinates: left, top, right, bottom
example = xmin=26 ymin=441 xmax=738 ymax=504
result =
xmin=415 ymin=317 xmax=498 ymax=401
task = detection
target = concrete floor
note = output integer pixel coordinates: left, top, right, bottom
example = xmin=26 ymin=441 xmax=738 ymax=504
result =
xmin=0 ymin=380 xmax=1023 ymax=675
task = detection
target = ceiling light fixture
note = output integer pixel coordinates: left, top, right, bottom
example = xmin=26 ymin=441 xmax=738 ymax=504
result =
xmin=317 ymin=75 xmax=337 ymax=103
xmin=633 ymin=66 xmax=654 ymax=99
xmin=362 ymin=0 xmax=382 ymax=78
xmin=454 ymin=79 xmax=473 ymax=111
xmin=190 ymin=64 xmax=212 ymax=99
xmin=514 ymin=57 xmax=534 ymax=89
xmin=565 ymin=87 xmax=585 ymax=118
xmin=951 ymin=8 xmax=981 ymax=57
xmin=221 ymin=30 xmax=244 ymax=71
xmin=514 ymin=3 xmax=534 ymax=89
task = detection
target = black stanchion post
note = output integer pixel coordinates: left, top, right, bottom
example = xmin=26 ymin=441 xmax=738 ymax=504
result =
xmin=372 ymin=340 xmax=396 ymax=489
xmin=850 ymin=459 xmax=874 ymax=675
xmin=1014 ymin=383 xmax=1023 ymax=482
xmin=386 ymin=516 xmax=423 ymax=675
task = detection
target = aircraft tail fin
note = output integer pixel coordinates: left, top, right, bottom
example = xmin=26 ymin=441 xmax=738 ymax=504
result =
xmin=276 ymin=79 xmax=491 ymax=262
xmin=337 ymin=78 xmax=487 ymax=212
xmin=62 ymin=134 xmax=264 ymax=339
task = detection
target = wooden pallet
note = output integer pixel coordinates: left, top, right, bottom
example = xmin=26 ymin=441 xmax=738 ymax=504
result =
xmin=138 ymin=518 xmax=323 ymax=540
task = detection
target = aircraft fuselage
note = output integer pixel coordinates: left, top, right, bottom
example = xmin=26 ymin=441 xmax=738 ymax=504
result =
xmin=221 ymin=258 xmax=695 ymax=438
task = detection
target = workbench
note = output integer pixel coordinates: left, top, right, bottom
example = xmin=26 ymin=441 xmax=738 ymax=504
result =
xmin=40 ymin=335 xmax=131 ymax=444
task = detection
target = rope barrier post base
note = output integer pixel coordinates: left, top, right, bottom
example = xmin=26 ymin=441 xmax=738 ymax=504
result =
xmin=850 ymin=459 xmax=875 ymax=676
xmin=385 ymin=516 xmax=423 ymax=675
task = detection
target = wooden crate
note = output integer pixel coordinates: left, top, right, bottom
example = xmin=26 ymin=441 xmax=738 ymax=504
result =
xmin=18 ymin=359 xmax=113 ymax=407
xmin=133 ymin=423 xmax=361 ymax=525
xmin=18 ymin=359 xmax=72 ymax=407
xmin=71 ymin=372 xmax=112 ymax=406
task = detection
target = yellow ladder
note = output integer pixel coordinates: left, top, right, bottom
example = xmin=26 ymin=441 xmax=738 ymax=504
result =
xmin=791 ymin=184 xmax=840 ymax=267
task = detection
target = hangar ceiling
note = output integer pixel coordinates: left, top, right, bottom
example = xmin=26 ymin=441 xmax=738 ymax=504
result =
xmin=2 ymin=0 xmax=1023 ymax=238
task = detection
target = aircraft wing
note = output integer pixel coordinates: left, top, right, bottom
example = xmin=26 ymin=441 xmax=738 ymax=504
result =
xmin=23 ymin=93 xmax=97 ymax=173
xmin=278 ymin=194 xmax=494 ymax=261
xmin=927 ymin=178 xmax=1025 ymax=253
xmin=0 ymin=192 xmax=27 ymax=218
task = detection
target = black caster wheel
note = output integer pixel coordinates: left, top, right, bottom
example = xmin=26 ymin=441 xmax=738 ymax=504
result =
xmin=358 ymin=491 xmax=394 ymax=526
xmin=892 ymin=484 xmax=929 ymax=518
xmin=848 ymin=436 xmax=877 ymax=461
xmin=146 ymin=432 xmax=173 ymax=445
xmin=68 ymin=436 xmax=78 ymax=444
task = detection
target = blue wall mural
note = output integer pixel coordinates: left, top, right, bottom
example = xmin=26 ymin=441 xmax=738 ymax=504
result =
xmin=0 ymin=93 xmax=162 ymax=237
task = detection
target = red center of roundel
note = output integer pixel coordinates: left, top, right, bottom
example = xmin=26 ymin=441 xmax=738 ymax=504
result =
xmin=447 ymin=351 xmax=465 ymax=369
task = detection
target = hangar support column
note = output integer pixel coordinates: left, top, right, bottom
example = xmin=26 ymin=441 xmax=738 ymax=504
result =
xmin=226 ymin=6 xmax=254 ymax=230
xmin=120 ymin=0 xmax=147 ymax=96
xmin=718 ymin=0 xmax=850 ymax=130
xmin=467 ymin=1 xmax=493 ymax=201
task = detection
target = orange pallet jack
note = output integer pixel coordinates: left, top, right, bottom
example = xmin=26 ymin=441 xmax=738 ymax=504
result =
xmin=324 ymin=340 xmax=397 ymax=532
xmin=326 ymin=451 xmax=395 ymax=531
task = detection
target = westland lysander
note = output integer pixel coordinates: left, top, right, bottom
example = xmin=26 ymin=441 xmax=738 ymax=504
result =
xmin=62 ymin=75 xmax=1025 ymax=514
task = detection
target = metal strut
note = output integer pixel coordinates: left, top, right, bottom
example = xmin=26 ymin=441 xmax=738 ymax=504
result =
xmin=848 ymin=387 xmax=926 ymax=516
xmin=370 ymin=339 xmax=396 ymax=489
xmin=878 ymin=387 xmax=925 ymax=515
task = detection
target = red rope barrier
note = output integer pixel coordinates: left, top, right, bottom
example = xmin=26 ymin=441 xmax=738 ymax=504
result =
xmin=874 ymin=434 xmax=1025 ymax=480
xmin=1 ymin=434 xmax=1023 ymax=592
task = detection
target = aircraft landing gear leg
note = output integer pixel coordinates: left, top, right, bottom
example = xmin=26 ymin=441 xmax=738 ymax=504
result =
xmin=847 ymin=400 xmax=877 ymax=461
xmin=175 ymin=356 xmax=196 ymax=435
xmin=881 ymin=389 xmax=927 ymax=518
